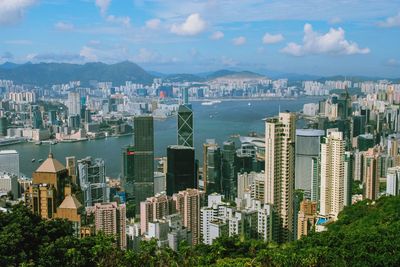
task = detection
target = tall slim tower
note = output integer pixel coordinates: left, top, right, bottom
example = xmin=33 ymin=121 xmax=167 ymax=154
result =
xmin=320 ymin=130 xmax=345 ymax=218
xmin=133 ymin=116 xmax=154 ymax=215
xmin=177 ymin=104 xmax=193 ymax=147
xmin=67 ymin=92 xmax=81 ymax=116
xmin=264 ymin=112 xmax=295 ymax=243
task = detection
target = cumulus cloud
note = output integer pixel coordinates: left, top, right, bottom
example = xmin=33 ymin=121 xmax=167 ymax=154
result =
xmin=262 ymin=33 xmax=284 ymax=44
xmin=106 ymin=15 xmax=131 ymax=27
xmin=146 ymin=18 xmax=161 ymax=29
xmin=170 ymin=13 xmax=206 ymax=36
xmin=378 ymin=12 xmax=400 ymax=28
xmin=95 ymin=0 xmax=111 ymax=16
xmin=80 ymin=46 xmax=98 ymax=61
xmin=134 ymin=48 xmax=159 ymax=63
xmin=0 ymin=0 xmax=38 ymax=26
xmin=281 ymin=23 xmax=370 ymax=56
xmin=210 ymin=31 xmax=224 ymax=40
xmin=54 ymin=21 xmax=74 ymax=31
xmin=329 ymin=17 xmax=342 ymax=25
xmin=232 ymin=36 xmax=246 ymax=46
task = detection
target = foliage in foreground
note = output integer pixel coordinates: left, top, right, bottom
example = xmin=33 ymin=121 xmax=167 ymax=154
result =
xmin=1 ymin=196 xmax=400 ymax=266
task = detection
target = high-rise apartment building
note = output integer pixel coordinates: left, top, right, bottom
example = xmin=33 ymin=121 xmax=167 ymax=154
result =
xmin=297 ymin=200 xmax=317 ymax=239
xmin=320 ymin=130 xmax=345 ymax=218
xmin=93 ymin=202 xmax=127 ymax=249
xmin=172 ymin=188 xmax=204 ymax=245
xmin=387 ymin=166 xmax=400 ymax=196
xmin=140 ymin=192 xmax=172 ymax=235
xmin=67 ymin=92 xmax=81 ymax=116
xmin=177 ymin=104 xmax=193 ymax=147
xmin=264 ymin=112 xmax=295 ymax=243
xmin=166 ymin=145 xmax=196 ymax=196
xmin=362 ymin=147 xmax=380 ymax=200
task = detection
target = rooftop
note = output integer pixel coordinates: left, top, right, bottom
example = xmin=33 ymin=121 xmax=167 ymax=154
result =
xmin=35 ymin=153 xmax=66 ymax=173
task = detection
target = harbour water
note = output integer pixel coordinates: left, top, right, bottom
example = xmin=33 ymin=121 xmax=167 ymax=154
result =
xmin=5 ymin=97 xmax=323 ymax=178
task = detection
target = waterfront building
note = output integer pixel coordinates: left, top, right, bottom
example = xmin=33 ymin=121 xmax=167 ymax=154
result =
xmin=121 ymin=145 xmax=135 ymax=200
xmin=67 ymin=92 xmax=81 ymax=116
xmin=78 ymin=157 xmax=108 ymax=207
xmin=264 ymin=112 xmax=296 ymax=243
xmin=0 ymin=173 xmax=18 ymax=199
xmin=0 ymin=150 xmax=19 ymax=177
xmin=0 ymin=117 xmax=8 ymax=136
xmin=166 ymin=145 xmax=196 ymax=196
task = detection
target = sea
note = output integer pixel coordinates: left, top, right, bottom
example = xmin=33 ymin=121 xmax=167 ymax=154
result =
xmin=5 ymin=97 xmax=323 ymax=178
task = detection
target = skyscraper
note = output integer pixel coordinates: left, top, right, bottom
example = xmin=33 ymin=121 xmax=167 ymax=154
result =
xmin=320 ymin=130 xmax=345 ymax=218
xmin=65 ymin=156 xmax=77 ymax=184
xmin=264 ymin=112 xmax=295 ymax=243
xmin=121 ymin=145 xmax=135 ymax=200
xmin=78 ymin=157 xmax=108 ymax=207
xmin=177 ymin=104 xmax=193 ymax=147
xmin=221 ymin=140 xmax=236 ymax=200
xmin=133 ymin=116 xmax=154 ymax=215
xmin=166 ymin=145 xmax=196 ymax=196
xmin=203 ymin=140 xmax=221 ymax=194
xmin=295 ymin=129 xmax=325 ymax=199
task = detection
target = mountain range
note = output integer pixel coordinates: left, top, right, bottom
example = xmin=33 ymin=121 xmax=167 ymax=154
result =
xmin=0 ymin=61 xmax=398 ymax=86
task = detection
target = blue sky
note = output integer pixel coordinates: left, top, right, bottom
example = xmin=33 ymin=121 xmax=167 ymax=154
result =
xmin=0 ymin=0 xmax=399 ymax=77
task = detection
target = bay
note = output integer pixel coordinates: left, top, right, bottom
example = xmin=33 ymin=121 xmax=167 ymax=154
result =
xmin=5 ymin=97 xmax=322 ymax=178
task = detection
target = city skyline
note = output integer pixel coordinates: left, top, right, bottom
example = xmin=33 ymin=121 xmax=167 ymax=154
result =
xmin=0 ymin=0 xmax=399 ymax=77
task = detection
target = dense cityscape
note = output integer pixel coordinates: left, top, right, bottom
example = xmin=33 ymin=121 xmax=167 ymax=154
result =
xmin=1 ymin=0 xmax=400 ymax=266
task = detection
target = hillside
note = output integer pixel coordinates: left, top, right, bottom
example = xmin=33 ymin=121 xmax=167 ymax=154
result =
xmin=1 ymin=196 xmax=400 ymax=266
xmin=0 ymin=61 xmax=154 ymax=86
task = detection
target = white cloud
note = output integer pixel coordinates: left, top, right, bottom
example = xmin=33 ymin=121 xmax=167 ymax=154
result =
xmin=386 ymin=58 xmax=400 ymax=67
xmin=146 ymin=18 xmax=161 ymax=29
xmin=210 ymin=31 xmax=224 ymax=40
xmin=54 ymin=21 xmax=74 ymax=31
xmin=262 ymin=33 xmax=284 ymax=44
xmin=232 ymin=36 xmax=246 ymax=46
xmin=281 ymin=23 xmax=370 ymax=56
xmin=95 ymin=0 xmax=111 ymax=16
xmin=4 ymin=39 xmax=32 ymax=45
xmin=329 ymin=17 xmax=342 ymax=24
xmin=378 ymin=12 xmax=400 ymax=28
xmin=170 ymin=13 xmax=206 ymax=36
xmin=106 ymin=15 xmax=131 ymax=27
xmin=0 ymin=0 xmax=38 ymax=26
xmin=134 ymin=48 xmax=159 ymax=63
xmin=80 ymin=46 xmax=98 ymax=61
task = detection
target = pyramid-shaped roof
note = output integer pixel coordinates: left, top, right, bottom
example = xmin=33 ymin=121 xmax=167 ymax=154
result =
xmin=58 ymin=194 xmax=82 ymax=210
xmin=36 ymin=153 xmax=66 ymax=173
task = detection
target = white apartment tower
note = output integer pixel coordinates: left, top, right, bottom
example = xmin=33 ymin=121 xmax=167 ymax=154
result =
xmin=320 ymin=130 xmax=345 ymax=218
xmin=264 ymin=112 xmax=295 ymax=243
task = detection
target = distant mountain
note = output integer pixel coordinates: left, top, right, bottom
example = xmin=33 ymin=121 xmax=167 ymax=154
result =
xmin=0 ymin=62 xmax=20 ymax=70
xmin=164 ymin=73 xmax=205 ymax=83
xmin=0 ymin=61 xmax=154 ymax=86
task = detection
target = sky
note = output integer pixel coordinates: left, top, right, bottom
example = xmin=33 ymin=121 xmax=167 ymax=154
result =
xmin=0 ymin=0 xmax=399 ymax=77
